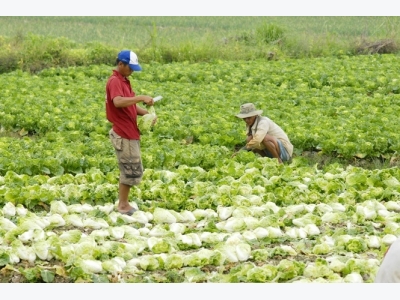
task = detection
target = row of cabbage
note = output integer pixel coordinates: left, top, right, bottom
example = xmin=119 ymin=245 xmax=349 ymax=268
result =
xmin=2 ymin=154 xmax=400 ymax=210
xmin=1 ymin=158 xmax=400 ymax=282
xmin=2 ymin=54 xmax=400 ymax=282
xmin=1 ymin=54 xmax=400 ymax=165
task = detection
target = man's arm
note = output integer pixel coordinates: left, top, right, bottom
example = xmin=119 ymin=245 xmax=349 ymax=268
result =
xmin=113 ymin=95 xmax=154 ymax=108
xmin=137 ymin=105 xmax=158 ymax=126
xmin=246 ymin=120 xmax=269 ymax=149
xmin=137 ymin=105 xmax=150 ymax=116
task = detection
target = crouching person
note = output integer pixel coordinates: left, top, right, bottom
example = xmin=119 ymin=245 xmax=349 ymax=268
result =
xmin=234 ymin=103 xmax=293 ymax=164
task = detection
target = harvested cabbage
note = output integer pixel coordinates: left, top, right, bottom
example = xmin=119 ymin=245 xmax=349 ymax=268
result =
xmin=138 ymin=106 xmax=157 ymax=132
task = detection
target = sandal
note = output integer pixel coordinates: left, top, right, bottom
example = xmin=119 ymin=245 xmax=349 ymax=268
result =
xmin=119 ymin=207 xmax=136 ymax=216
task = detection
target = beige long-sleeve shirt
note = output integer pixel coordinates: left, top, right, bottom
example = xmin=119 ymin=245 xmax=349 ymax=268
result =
xmin=245 ymin=115 xmax=293 ymax=157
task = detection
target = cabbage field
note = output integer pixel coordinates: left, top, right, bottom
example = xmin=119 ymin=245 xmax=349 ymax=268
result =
xmin=1 ymin=53 xmax=400 ymax=283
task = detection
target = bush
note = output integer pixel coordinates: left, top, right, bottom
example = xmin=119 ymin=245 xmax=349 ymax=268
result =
xmin=0 ymin=34 xmax=120 ymax=74
xmin=0 ymin=51 xmax=19 ymax=73
xmin=1 ymin=26 xmax=400 ymax=75
xmin=0 ymin=36 xmax=20 ymax=73
xmin=256 ymin=23 xmax=285 ymax=44
xmin=63 ymin=48 xmax=87 ymax=67
xmin=13 ymin=34 xmax=78 ymax=72
xmin=85 ymin=42 xmax=117 ymax=65
xmin=355 ymin=38 xmax=399 ymax=55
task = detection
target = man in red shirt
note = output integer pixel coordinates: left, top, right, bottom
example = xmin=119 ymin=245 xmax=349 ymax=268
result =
xmin=106 ymin=50 xmax=155 ymax=215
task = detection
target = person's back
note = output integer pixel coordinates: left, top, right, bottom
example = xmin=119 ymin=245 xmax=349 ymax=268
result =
xmin=374 ymin=237 xmax=400 ymax=282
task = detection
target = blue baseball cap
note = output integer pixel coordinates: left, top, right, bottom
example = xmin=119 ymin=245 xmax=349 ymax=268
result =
xmin=117 ymin=50 xmax=142 ymax=71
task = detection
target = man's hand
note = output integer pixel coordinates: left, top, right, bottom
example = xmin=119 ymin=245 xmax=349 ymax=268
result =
xmin=143 ymin=96 xmax=154 ymax=106
xmin=151 ymin=116 xmax=158 ymax=126
xmin=231 ymin=146 xmax=250 ymax=158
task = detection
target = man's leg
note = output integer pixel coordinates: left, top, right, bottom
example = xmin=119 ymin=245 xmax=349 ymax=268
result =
xmin=252 ymin=149 xmax=267 ymax=157
xmin=113 ymin=135 xmax=142 ymax=214
xmin=262 ymin=135 xmax=283 ymax=164
xmin=118 ymin=183 xmax=134 ymax=213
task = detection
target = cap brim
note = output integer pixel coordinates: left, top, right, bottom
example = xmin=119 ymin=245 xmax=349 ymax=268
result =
xmin=129 ymin=64 xmax=142 ymax=71
xmin=236 ymin=110 xmax=263 ymax=118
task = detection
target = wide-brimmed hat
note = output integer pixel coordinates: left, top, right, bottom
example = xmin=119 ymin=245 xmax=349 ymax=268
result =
xmin=235 ymin=103 xmax=263 ymax=118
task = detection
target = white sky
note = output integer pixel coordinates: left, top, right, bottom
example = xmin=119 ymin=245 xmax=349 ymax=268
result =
xmin=2 ymin=1 xmax=399 ymax=16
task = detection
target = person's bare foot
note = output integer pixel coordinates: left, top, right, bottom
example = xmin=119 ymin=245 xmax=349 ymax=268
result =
xmin=118 ymin=206 xmax=136 ymax=216
xmin=117 ymin=201 xmax=137 ymax=215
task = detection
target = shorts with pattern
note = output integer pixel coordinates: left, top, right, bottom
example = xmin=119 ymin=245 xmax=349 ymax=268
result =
xmin=109 ymin=128 xmax=143 ymax=186
xmin=262 ymin=139 xmax=291 ymax=162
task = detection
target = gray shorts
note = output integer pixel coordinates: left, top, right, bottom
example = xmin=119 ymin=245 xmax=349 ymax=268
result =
xmin=109 ymin=129 xmax=143 ymax=186
xmin=262 ymin=139 xmax=291 ymax=162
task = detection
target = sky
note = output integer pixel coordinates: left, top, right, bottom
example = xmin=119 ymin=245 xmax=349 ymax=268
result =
xmin=2 ymin=0 xmax=399 ymax=16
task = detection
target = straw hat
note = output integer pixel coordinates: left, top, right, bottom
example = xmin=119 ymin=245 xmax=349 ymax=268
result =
xmin=235 ymin=103 xmax=263 ymax=118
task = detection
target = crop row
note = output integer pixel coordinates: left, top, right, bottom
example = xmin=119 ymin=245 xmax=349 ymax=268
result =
xmin=1 ymin=55 xmax=400 ymax=173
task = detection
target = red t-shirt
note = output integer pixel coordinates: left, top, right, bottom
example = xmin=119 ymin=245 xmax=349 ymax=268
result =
xmin=106 ymin=70 xmax=140 ymax=140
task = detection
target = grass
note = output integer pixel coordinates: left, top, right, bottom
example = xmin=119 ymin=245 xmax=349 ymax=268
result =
xmin=0 ymin=16 xmax=399 ymax=50
xmin=0 ymin=16 xmax=398 ymax=74
xmin=0 ymin=16 xmax=399 ymax=73
xmin=0 ymin=16 xmax=400 ymax=44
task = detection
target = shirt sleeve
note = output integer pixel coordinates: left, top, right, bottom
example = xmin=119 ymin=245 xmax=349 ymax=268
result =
xmin=246 ymin=118 xmax=269 ymax=149
xmin=108 ymin=77 xmax=124 ymax=101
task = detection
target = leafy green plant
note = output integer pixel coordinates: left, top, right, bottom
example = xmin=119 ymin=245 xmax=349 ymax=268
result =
xmin=256 ymin=23 xmax=285 ymax=44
